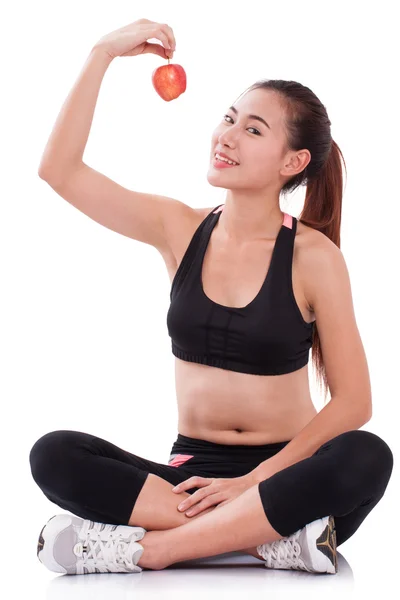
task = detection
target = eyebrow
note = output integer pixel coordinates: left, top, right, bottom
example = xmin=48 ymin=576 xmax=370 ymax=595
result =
xmin=229 ymin=106 xmax=271 ymax=130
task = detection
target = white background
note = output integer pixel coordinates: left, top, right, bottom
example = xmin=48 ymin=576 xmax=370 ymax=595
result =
xmin=2 ymin=0 xmax=399 ymax=597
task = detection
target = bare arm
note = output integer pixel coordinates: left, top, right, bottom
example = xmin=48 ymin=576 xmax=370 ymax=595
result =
xmin=38 ymin=46 xmax=113 ymax=181
xmin=37 ymin=34 xmax=192 ymax=252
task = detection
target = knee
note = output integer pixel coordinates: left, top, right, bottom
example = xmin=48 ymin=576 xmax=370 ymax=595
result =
xmin=29 ymin=430 xmax=81 ymax=488
xmin=332 ymin=430 xmax=394 ymax=486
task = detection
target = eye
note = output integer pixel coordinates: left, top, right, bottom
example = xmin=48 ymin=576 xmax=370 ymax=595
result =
xmin=223 ymin=114 xmax=261 ymax=135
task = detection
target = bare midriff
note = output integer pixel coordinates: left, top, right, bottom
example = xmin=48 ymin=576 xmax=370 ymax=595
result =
xmin=174 ymin=358 xmax=318 ymax=445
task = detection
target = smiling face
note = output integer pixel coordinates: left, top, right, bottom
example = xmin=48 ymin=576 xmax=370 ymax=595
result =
xmin=207 ymin=88 xmax=309 ymax=194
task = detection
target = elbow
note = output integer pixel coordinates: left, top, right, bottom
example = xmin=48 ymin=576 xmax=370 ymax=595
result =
xmin=38 ymin=167 xmax=48 ymax=180
xmin=364 ymin=407 xmax=373 ymax=423
xmin=360 ymin=402 xmax=373 ymax=424
xmin=38 ymin=166 xmax=64 ymax=188
xmin=38 ymin=165 xmax=55 ymax=182
xmin=38 ymin=161 xmax=83 ymax=186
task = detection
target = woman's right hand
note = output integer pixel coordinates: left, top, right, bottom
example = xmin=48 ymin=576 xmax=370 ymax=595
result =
xmin=94 ymin=18 xmax=176 ymax=61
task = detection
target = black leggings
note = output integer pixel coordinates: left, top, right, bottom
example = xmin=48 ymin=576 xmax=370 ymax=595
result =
xmin=29 ymin=428 xmax=393 ymax=548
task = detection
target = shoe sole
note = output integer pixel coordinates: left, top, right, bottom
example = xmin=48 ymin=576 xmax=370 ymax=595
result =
xmin=315 ymin=515 xmax=338 ymax=573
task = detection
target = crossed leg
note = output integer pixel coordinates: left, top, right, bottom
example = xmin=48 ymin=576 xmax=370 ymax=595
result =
xmin=131 ymin=431 xmax=394 ymax=570
xmin=129 ymin=472 xmax=283 ymax=569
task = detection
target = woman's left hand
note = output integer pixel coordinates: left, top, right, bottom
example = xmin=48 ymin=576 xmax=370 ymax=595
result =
xmin=171 ymin=474 xmax=256 ymax=517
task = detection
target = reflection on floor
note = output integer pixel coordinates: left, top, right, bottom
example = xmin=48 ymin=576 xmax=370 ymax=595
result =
xmin=44 ymin=550 xmax=354 ymax=598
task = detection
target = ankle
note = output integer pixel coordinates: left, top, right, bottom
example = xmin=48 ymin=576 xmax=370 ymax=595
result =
xmin=136 ymin=531 xmax=169 ymax=571
xmin=241 ymin=546 xmax=265 ymax=561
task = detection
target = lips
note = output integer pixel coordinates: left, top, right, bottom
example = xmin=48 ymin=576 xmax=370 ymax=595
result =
xmin=213 ymin=156 xmax=238 ymax=169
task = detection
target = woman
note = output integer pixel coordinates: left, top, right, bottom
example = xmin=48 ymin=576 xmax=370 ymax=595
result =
xmin=30 ymin=18 xmax=394 ymax=575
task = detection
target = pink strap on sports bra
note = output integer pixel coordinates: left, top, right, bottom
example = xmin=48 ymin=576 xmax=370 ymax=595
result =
xmin=214 ymin=205 xmax=294 ymax=229
xmin=283 ymin=212 xmax=293 ymax=229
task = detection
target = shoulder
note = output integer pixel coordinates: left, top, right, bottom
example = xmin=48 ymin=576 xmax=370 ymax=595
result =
xmin=296 ymin=217 xmax=342 ymax=261
xmin=295 ymin=218 xmax=348 ymax=311
xmin=295 ymin=218 xmax=330 ymax=251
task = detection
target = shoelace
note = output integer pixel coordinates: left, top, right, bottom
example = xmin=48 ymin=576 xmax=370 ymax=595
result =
xmin=78 ymin=521 xmax=140 ymax=572
xmin=257 ymin=531 xmax=307 ymax=571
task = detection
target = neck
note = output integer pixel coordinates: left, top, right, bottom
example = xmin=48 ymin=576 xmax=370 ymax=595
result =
xmin=218 ymin=192 xmax=284 ymax=244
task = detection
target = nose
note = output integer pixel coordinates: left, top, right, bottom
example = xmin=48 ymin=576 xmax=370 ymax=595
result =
xmin=217 ymin=130 xmax=237 ymax=149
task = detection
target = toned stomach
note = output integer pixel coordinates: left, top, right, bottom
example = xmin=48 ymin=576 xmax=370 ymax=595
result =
xmin=174 ymin=358 xmax=317 ymax=445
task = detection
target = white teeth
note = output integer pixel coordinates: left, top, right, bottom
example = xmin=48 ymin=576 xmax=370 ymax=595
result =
xmin=215 ymin=152 xmax=239 ymax=166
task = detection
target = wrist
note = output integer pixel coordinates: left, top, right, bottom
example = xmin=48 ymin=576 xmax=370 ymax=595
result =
xmin=245 ymin=464 xmax=272 ymax=486
xmin=243 ymin=470 xmax=263 ymax=486
xmin=90 ymin=43 xmax=114 ymax=65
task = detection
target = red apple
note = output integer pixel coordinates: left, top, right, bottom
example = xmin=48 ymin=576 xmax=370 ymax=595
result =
xmin=152 ymin=61 xmax=187 ymax=101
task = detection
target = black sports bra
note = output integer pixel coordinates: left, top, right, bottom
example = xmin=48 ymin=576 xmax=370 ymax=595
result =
xmin=166 ymin=204 xmax=315 ymax=375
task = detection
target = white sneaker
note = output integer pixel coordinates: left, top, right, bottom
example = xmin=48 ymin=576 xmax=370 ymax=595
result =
xmin=37 ymin=514 xmax=147 ymax=574
xmin=256 ymin=515 xmax=337 ymax=574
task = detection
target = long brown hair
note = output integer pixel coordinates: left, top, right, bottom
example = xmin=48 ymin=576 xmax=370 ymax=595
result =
xmin=240 ymin=79 xmax=347 ymax=404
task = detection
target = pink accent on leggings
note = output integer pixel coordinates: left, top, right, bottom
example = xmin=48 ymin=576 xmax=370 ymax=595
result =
xmin=169 ymin=454 xmax=194 ymax=467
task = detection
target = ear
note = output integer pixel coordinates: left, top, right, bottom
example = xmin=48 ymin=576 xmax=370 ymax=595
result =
xmin=281 ymin=149 xmax=311 ymax=178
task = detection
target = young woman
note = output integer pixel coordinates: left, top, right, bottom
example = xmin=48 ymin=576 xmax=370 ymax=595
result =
xmin=30 ymin=18 xmax=393 ymax=575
